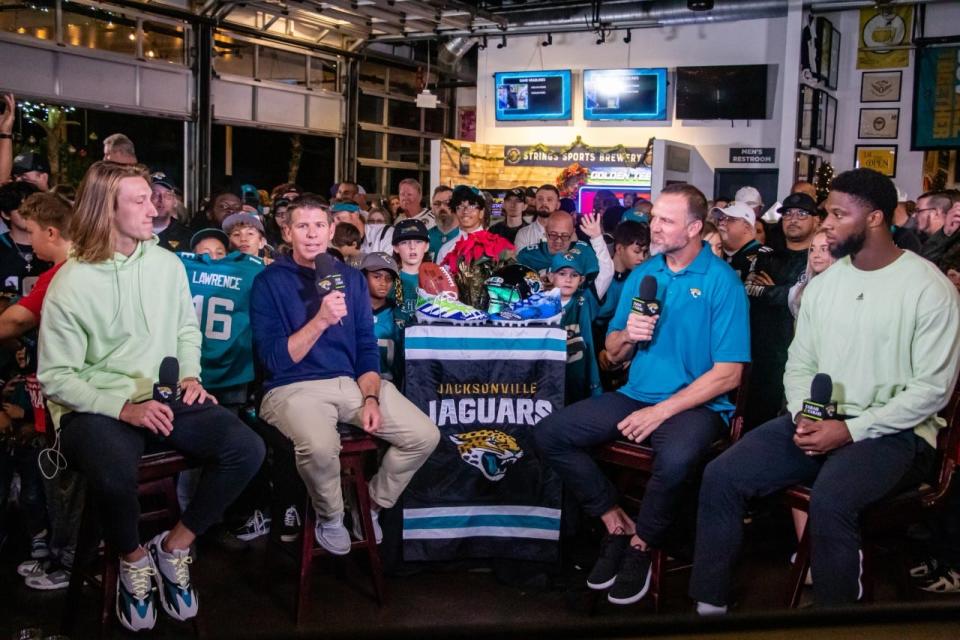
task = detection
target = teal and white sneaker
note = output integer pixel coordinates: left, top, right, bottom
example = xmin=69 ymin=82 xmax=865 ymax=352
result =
xmin=147 ymin=531 xmax=198 ymax=622
xmin=415 ymin=289 xmax=487 ymax=325
xmin=116 ymin=553 xmax=158 ymax=632
xmin=489 ymin=288 xmax=562 ymax=325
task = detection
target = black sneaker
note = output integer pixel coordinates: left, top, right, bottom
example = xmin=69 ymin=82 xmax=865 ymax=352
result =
xmin=607 ymin=545 xmax=652 ymax=605
xmin=586 ymin=534 xmax=631 ymax=590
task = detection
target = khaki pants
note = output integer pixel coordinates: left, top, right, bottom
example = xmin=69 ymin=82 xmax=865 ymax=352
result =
xmin=260 ymin=377 xmax=439 ymax=519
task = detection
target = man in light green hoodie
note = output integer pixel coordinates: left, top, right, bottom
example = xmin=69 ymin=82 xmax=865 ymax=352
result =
xmin=38 ymin=161 xmax=265 ymax=633
xmin=689 ymin=168 xmax=960 ymax=612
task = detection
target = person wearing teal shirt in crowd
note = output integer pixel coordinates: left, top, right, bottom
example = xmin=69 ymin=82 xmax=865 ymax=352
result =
xmin=594 ymin=221 xmax=650 ymax=390
xmin=392 ymin=218 xmax=431 ymax=323
xmin=362 ymin=251 xmax=405 ymax=388
xmin=426 ymin=186 xmax=458 ymax=260
xmin=549 ymin=251 xmax=601 ymax=405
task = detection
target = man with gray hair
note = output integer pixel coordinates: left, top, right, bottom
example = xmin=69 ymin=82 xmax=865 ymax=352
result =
xmin=103 ymin=133 xmax=138 ymax=165
xmin=395 ymin=178 xmax=435 ymax=229
xmin=919 ymin=191 xmax=960 ymax=264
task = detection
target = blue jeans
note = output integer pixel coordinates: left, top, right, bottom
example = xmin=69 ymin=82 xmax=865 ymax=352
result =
xmin=533 ymin=391 xmax=725 ymax=547
xmin=60 ymin=401 xmax=265 ymax=554
xmin=689 ymin=414 xmax=935 ymax=607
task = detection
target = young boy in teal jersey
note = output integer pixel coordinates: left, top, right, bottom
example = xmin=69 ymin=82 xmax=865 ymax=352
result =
xmin=180 ymin=229 xmax=264 ymax=408
xmin=549 ymin=251 xmax=602 ymax=405
xmin=362 ymin=251 xmax=406 ymax=388
xmin=392 ymin=219 xmax=431 ymax=324
xmin=594 ymin=221 xmax=649 ymax=390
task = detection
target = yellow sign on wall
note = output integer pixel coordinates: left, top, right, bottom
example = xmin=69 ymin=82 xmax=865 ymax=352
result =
xmin=855 ymin=145 xmax=897 ymax=177
xmin=857 ymin=6 xmax=913 ymax=70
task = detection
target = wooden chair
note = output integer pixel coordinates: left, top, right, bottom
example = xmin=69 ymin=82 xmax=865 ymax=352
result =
xmin=784 ymin=387 xmax=960 ymax=607
xmin=592 ymin=366 xmax=751 ymax=612
xmin=259 ymin=420 xmax=385 ymax=625
xmin=61 ymin=450 xmax=201 ymax=637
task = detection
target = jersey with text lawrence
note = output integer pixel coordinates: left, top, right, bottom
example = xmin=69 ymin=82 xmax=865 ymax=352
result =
xmin=179 ymin=251 xmax=264 ymax=389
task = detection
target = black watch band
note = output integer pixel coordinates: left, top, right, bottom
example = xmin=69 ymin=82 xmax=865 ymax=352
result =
xmin=363 ymin=394 xmax=380 ymax=405
xmin=0 ymin=133 xmax=12 ymax=140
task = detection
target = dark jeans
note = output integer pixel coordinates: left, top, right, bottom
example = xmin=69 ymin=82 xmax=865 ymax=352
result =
xmin=534 ymin=391 xmax=725 ymax=547
xmin=60 ymin=401 xmax=265 ymax=554
xmin=689 ymin=414 xmax=935 ymax=607
xmin=0 ymin=440 xmax=47 ymax=538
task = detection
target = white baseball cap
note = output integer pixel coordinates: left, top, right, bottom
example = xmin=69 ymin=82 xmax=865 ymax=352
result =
xmin=734 ymin=186 xmax=763 ymax=208
xmin=716 ymin=201 xmax=757 ymax=226
xmin=895 ymin=185 xmax=908 ymax=202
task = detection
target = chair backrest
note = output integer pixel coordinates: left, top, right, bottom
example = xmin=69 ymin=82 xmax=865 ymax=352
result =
xmin=934 ymin=385 xmax=960 ymax=494
xmin=728 ymin=364 xmax=751 ymax=443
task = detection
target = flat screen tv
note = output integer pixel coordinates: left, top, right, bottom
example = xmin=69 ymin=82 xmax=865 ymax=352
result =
xmin=675 ymin=65 xmax=769 ymax=120
xmin=583 ymin=68 xmax=668 ymax=121
xmin=494 ymin=70 xmax=572 ymax=121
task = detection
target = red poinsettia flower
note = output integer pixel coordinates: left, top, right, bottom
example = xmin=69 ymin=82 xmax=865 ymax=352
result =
xmin=441 ymin=230 xmax=515 ymax=275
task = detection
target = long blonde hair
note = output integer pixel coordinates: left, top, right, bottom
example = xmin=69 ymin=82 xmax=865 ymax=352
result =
xmin=71 ymin=161 xmax=151 ymax=263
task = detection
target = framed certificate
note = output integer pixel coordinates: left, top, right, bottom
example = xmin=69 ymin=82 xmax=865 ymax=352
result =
xmin=858 ymin=108 xmax=900 ymax=139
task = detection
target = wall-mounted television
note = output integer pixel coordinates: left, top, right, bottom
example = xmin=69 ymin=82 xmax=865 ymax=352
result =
xmin=675 ymin=65 xmax=769 ymax=120
xmin=494 ymin=70 xmax=572 ymax=121
xmin=583 ymin=68 xmax=668 ymax=121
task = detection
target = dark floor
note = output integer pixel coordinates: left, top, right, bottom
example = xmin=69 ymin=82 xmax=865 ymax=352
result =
xmin=2 ymin=503 xmax=959 ymax=639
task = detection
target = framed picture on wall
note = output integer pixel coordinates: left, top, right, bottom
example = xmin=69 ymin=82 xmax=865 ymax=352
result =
xmin=795 ymin=153 xmax=809 ymax=183
xmin=797 ymin=85 xmax=815 ymax=149
xmin=858 ymin=108 xmax=900 ymax=139
xmin=813 ymin=88 xmax=829 ymax=150
xmin=861 ymin=70 xmax=902 ymax=102
xmin=817 ymin=17 xmax=833 ymax=86
xmin=823 ymin=94 xmax=837 ymax=152
xmin=828 ymin=25 xmax=841 ymax=89
xmin=855 ymin=144 xmax=897 ymax=177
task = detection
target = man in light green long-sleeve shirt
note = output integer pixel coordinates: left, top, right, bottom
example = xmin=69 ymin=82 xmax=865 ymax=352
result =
xmin=689 ymin=168 xmax=960 ymax=612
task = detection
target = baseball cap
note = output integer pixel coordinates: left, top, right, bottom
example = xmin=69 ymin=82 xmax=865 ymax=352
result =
xmin=331 ymin=201 xmax=361 ymax=214
xmin=734 ymin=186 xmax=763 ymax=208
xmin=190 ymin=228 xmax=229 ymax=252
xmin=12 ymin=151 xmax=50 ymax=176
xmin=895 ymin=185 xmax=908 ymax=202
xmin=150 ymin=171 xmax=176 ymax=191
xmin=222 ymin=212 xmax=265 ymax=235
xmin=716 ymin=201 xmax=757 ymax=226
xmin=777 ymin=193 xmax=819 ymax=216
xmin=622 ymin=209 xmax=650 ymax=224
xmin=393 ymin=218 xmax=430 ymax=245
xmin=504 ymin=187 xmax=526 ymax=202
xmin=524 ymin=186 xmax=538 ymax=199
xmin=549 ymin=250 xmax=588 ymax=275
xmin=360 ymin=251 xmax=399 ymax=276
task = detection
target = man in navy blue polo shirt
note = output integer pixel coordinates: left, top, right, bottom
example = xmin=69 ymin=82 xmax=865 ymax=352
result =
xmin=534 ymin=183 xmax=750 ymax=606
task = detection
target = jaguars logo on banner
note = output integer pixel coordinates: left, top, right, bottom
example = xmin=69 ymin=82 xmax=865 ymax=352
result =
xmin=402 ymin=325 xmax=566 ymax=562
xmin=450 ymin=430 xmax=524 ymax=481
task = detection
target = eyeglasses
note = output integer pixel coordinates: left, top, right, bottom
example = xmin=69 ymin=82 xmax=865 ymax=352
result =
xmin=546 ymin=232 xmax=572 ymax=242
xmin=914 ymin=207 xmax=939 ymax=215
xmin=781 ymin=209 xmax=813 ymax=219
xmin=456 ymin=203 xmax=480 ymax=212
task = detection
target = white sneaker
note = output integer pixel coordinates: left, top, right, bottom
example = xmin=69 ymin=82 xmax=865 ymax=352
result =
xmin=25 ymin=565 xmax=70 ymax=590
xmin=17 ymin=559 xmax=46 ymax=578
xmin=116 ymin=553 xmax=158 ymax=632
xmin=147 ymin=531 xmax=198 ymax=622
xmin=314 ymin=513 xmax=352 ymax=555
xmin=350 ymin=508 xmax=384 ymax=545
xmin=280 ymin=505 xmax=302 ymax=543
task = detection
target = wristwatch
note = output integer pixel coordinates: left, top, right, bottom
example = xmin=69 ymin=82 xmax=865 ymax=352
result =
xmin=0 ymin=133 xmax=13 ymax=140
xmin=363 ymin=394 xmax=380 ymax=405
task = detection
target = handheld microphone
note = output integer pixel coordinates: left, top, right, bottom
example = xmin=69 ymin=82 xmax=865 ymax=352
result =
xmin=153 ymin=356 xmax=180 ymax=404
xmin=315 ymin=253 xmax=346 ymax=324
xmin=800 ymin=373 xmax=837 ymax=422
xmin=630 ymin=275 xmax=660 ymax=348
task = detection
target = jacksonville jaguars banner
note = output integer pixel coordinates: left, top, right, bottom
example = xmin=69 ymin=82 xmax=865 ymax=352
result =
xmin=402 ymin=325 xmax=566 ymax=562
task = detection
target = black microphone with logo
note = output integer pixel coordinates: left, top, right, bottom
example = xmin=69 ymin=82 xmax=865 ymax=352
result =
xmin=800 ymin=373 xmax=837 ymax=422
xmin=153 ymin=356 xmax=181 ymax=405
xmin=630 ymin=275 xmax=660 ymax=349
xmin=315 ymin=253 xmax=346 ymax=325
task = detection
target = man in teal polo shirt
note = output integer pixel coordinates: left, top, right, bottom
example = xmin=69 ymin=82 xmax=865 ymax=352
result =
xmin=534 ymin=183 xmax=750 ymax=607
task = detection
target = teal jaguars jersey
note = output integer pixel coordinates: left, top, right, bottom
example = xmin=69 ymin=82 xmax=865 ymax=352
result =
xmin=179 ymin=251 xmax=264 ymax=389
xmin=561 ymin=293 xmax=602 ymax=405
xmin=373 ymin=302 xmax=405 ymax=387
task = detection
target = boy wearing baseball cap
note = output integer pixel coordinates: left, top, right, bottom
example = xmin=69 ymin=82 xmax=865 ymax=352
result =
xmin=362 ymin=252 xmax=405 ymax=386
xmin=489 ymin=187 xmax=528 ymax=244
xmin=549 ymin=251 xmax=601 ymax=405
xmin=223 ymin=212 xmax=272 ymax=264
xmin=392 ymin=218 xmax=431 ymax=323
